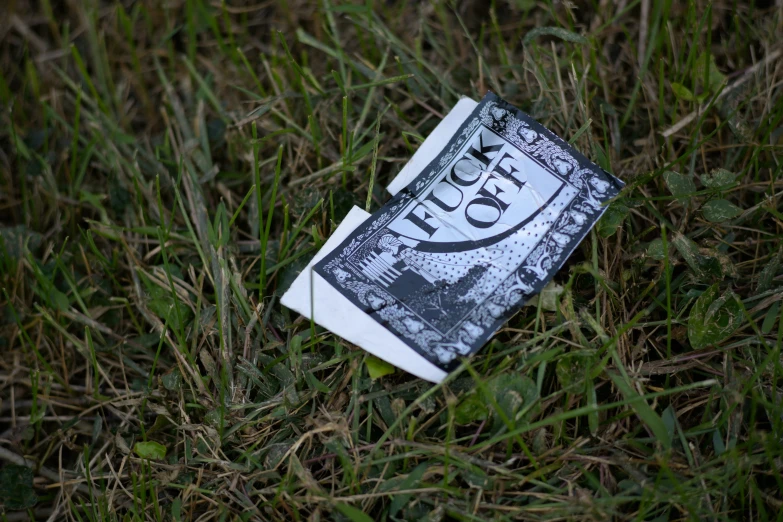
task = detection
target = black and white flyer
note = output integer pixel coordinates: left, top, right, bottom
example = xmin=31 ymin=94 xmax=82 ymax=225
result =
xmin=283 ymin=92 xmax=624 ymax=381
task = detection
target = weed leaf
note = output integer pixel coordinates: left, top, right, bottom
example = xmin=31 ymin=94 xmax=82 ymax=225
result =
xmin=701 ymin=169 xmax=736 ymax=189
xmin=365 ymin=355 xmax=395 ymax=380
xmin=672 ymin=233 xmax=731 ymax=281
xmin=455 ymin=393 xmax=489 ymax=424
xmin=688 ymin=284 xmax=743 ymax=349
xmin=597 ymin=202 xmax=628 ymax=238
xmin=485 ymin=374 xmax=538 ymax=429
xmin=663 ymin=171 xmax=696 ymax=202
xmin=0 ymin=465 xmax=38 ymax=511
xmin=556 ymin=352 xmax=596 ymax=390
xmin=133 ymin=441 xmax=167 ymax=460
xmin=702 ymin=199 xmax=741 ymax=222
xmin=522 ymin=27 xmax=588 ymax=45
xmin=694 ymin=52 xmax=726 ymax=94
xmin=671 ymin=82 xmax=696 ymax=101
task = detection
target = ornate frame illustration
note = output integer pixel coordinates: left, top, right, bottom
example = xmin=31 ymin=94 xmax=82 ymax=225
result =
xmin=316 ymin=93 xmax=624 ymax=371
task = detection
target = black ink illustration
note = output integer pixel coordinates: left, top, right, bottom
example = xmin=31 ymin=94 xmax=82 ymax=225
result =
xmin=315 ymin=92 xmax=624 ymax=371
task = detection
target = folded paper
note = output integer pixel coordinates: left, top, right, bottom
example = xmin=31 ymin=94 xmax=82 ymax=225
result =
xmin=386 ymin=97 xmax=478 ymax=196
xmin=283 ymin=92 xmax=623 ymax=382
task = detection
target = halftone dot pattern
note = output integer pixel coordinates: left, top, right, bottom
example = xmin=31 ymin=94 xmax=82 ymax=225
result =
xmin=394 ymin=186 xmax=577 ymax=298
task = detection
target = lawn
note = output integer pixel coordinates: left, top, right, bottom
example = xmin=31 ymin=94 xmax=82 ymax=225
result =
xmin=1 ymin=0 xmax=783 ymax=520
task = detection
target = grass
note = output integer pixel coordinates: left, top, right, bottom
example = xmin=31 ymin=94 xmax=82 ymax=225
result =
xmin=1 ymin=0 xmax=783 ymax=520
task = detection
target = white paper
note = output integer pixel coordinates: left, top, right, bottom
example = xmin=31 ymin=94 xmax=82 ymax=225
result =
xmin=386 ymin=97 xmax=478 ymax=196
xmin=280 ymin=206 xmax=447 ymax=382
xmin=282 ymin=99 xmax=479 ymax=383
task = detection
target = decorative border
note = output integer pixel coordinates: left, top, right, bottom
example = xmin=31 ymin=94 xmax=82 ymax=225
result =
xmin=315 ymin=93 xmax=624 ymax=371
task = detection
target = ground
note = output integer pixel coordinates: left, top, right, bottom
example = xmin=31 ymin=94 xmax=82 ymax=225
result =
xmin=1 ymin=1 xmax=783 ymax=521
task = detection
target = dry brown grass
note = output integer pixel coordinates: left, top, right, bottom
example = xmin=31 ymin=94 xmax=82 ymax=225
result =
xmin=1 ymin=1 xmax=783 ymax=520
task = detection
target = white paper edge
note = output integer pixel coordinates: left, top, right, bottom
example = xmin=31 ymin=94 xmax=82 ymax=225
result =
xmin=281 ymin=206 xmax=447 ymax=383
xmin=386 ymin=97 xmax=478 ymax=196
xmin=282 ymin=98 xmax=481 ymax=383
